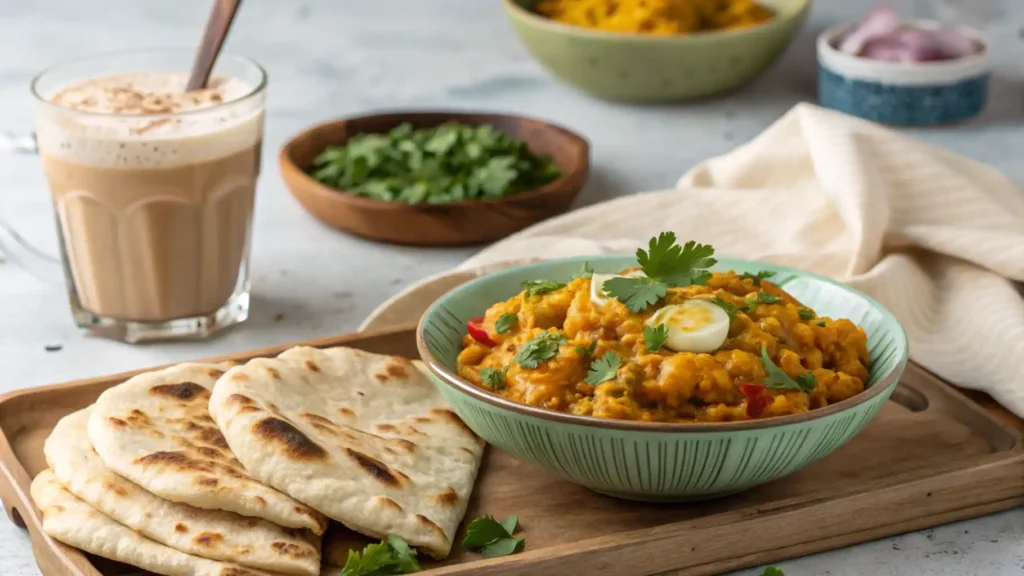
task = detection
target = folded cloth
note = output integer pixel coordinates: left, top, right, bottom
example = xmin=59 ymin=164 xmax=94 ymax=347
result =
xmin=362 ymin=103 xmax=1024 ymax=418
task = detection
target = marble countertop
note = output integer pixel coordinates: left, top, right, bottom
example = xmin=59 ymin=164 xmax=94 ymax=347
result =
xmin=0 ymin=0 xmax=1022 ymax=574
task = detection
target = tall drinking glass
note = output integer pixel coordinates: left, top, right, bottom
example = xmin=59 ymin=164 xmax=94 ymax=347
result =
xmin=30 ymin=49 xmax=266 ymax=343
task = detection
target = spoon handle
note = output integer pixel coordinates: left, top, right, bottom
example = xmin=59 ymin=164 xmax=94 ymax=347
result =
xmin=186 ymin=0 xmax=243 ymax=91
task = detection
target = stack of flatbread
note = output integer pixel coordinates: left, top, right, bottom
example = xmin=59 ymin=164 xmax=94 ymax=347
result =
xmin=31 ymin=347 xmax=486 ymax=576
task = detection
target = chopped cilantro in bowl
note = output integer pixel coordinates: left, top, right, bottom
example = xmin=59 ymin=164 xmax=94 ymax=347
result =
xmin=309 ymin=122 xmax=562 ymax=204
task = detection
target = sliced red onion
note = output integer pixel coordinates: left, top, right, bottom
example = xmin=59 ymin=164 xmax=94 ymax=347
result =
xmin=837 ymin=5 xmax=901 ymax=55
xmin=838 ymin=5 xmax=982 ymax=62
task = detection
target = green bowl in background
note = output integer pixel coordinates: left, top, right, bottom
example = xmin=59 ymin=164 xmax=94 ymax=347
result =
xmin=503 ymin=0 xmax=811 ymax=102
xmin=417 ymin=255 xmax=908 ymax=501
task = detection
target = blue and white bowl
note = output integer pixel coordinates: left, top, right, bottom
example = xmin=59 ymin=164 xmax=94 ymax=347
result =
xmin=817 ymin=22 xmax=991 ymax=126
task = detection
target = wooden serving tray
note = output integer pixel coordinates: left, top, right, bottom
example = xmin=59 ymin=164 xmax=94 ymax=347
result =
xmin=2 ymin=325 xmax=1022 ymax=576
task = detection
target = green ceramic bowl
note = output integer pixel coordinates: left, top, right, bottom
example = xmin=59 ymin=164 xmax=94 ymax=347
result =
xmin=503 ymin=0 xmax=810 ymax=102
xmin=417 ymin=255 xmax=909 ymax=501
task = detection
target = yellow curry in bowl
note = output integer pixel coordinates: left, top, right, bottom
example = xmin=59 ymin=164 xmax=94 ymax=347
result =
xmin=456 ymin=233 xmax=870 ymax=423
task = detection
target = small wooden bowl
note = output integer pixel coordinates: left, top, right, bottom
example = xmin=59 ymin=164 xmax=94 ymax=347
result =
xmin=279 ymin=111 xmax=590 ymax=246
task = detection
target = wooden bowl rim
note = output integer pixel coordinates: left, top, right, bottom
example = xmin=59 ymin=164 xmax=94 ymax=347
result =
xmin=279 ymin=110 xmax=590 ymax=212
xmin=503 ymin=0 xmax=812 ymax=43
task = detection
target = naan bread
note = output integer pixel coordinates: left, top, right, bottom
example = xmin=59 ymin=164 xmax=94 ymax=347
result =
xmin=30 ymin=469 xmax=279 ymax=576
xmin=87 ymin=363 xmax=326 ymax=534
xmin=46 ymin=408 xmax=320 ymax=576
xmin=208 ymin=346 xmax=485 ymax=559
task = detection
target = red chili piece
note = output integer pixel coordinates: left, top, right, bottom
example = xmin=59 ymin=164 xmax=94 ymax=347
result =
xmin=741 ymin=384 xmax=770 ymax=418
xmin=467 ymin=316 xmax=497 ymax=347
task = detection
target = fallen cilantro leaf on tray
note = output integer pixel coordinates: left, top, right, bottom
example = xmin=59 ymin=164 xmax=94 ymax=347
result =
xmin=463 ymin=515 xmax=525 ymax=559
xmin=340 ymin=534 xmax=421 ymax=576
xmin=514 ymin=331 xmax=567 ymax=369
xmin=309 ymin=122 xmax=561 ymax=204
xmin=495 ymin=313 xmax=518 ymax=334
xmin=761 ymin=567 xmax=784 ymax=576
xmin=585 ymin=352 xmax=622 ymax=385
xmin=760 ymin=346 xmax=817 ymax=394
xmin=643 ymin=324 xmax=669 ymax=352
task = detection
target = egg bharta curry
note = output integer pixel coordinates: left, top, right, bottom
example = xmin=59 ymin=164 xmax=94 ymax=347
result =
xmin=456 ymin=232 xmax=871 ymax=422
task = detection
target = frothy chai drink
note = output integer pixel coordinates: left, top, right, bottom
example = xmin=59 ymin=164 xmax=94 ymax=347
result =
xmin=35 ymin=68 xmax=264 ymax=335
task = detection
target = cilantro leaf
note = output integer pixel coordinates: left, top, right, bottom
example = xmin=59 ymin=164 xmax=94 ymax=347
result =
xmin=604 ymin=233 xmax=717 ymax=313
xmin=499 ymin=515 xmax=519 ymax=535
xmin=643 ymin=324 xmax=669 ymax=352
xmin=585 ymin=352 xmax=622 ymax=385
xmin=602 ymin=277 xmax=667 ymax=313
xmin=514 ymin=331 xmax=567 ymax=369
xmin=463 ymin=516 xmax=511 ymax=548
xmin=479 ymin=367 xmax=507 ymax=389
xmin=711 ymin=297 xmax=739 ymax=322
xmin=816 ymin=320 xmax=827 ymax=327
xmin=761 ymin=568 xmax=785 ymax=576
xmin=757 ymin=292 xmax=782 ymax=304
xmin=636 ymin=232 xmax=717 ymax=287
xmin=741 ymin=270 xmax=776 ymax=285
xmin=744 ymin=297 xmax=759 ymax=314
xmin=759 ymin=346 xmax=817 ymax=393
xmin=798 ymin=308 xmax=815 ymax=321
xmin=339 ymin=535 xmax=421 ymax=576
xmin=576 ymin=341 xmax=597 ymax=358
xmin=463 ymin=515 xmax=524 ymax=558
xmin=309 ymin=122 xmax=561 ymax=204
xmin=495 ymin=313 xmax=518 ymax=334
xmin=521 ymin=279 xmax=565 ymax=298
xmin=483 ymin=537 xmax=524 ymax=558
xmin=572 ymin=262 xmax=594 ymax=279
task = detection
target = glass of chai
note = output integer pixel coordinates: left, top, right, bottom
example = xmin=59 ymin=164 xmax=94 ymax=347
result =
xmin=31 ymin=49 xmax=265 ymax=343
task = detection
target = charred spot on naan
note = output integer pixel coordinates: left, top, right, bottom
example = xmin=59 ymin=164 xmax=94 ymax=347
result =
xmin=428 ymin=408 xmax=478 ymax=440
xmin=194 ymin=476 xmax=219 ymax=488
xmin=149 ymin=382 xmax=210 ymax=402
xmin=344 ymin=448 xmax=408 ymax=487
xmin=337 ymin=406 xmax=355 ymax=417
xmin=102 ymin=480 xmax=129 ymax=497
xmin=414 ymin=514 xmax=448 ymax=542
xmin=376 ymin=496 xmax=403 ymax=511
xmin=434 ymin=487 xmax=459 ymax=507
xmin=252 ymin=418 xmax=328 ymax=460
xmin=107 ymin=417 xmax=128 ymax=428
xmin=174 ymin=522 xmax=189 ymax=533
xmin=134 ymin=450 xmax=245 ymax=478
xmin=265 ymin=366 xmax=282 ymax=380
xmin=305 ymin=360 xmax=321 ymax=372
xmin=222 ymin=568 xmax=269 ymax=576
xmin=193 ymin=531 xmax=225 ymax=547
xmin=374 ymin=357 xmax=414 ymax=383
xmin=271 ymin=541 xmax=317 ymax=559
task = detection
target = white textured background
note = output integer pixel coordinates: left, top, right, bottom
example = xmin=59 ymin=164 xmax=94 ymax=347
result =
xmin=0 ymin=0 xmax=1021 ymax=574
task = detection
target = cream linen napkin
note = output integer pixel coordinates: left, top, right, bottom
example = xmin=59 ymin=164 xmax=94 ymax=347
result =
xmin=362 ymin=103 xmax=1024 ymax=418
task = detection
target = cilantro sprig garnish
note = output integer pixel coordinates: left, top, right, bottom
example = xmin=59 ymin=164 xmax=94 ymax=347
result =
xmin=572 ymin=262 xmax=594 ymax=279
xmin=521 ymin=279 xmax=565 ymax=298
xmin=798 ymin=308 xmax=815 ymax=321
xmin=495 ymin=313 xmax=518 ymax=334
xmin=514 ymin=331 xmax=567 ymax=369
xmin=643 ymin=324 xmax=669 ymax=352
xmin=340 ymin=534 xmax=421 ymax=576
xmin=463 ymin=515 xmax=524 ymax=558
xmin=761 ymin=568 xmax=784 ymax=576
xmin=759 ymin=346 xmax=817 ymax=393
xmin=711 ymin=297 xmax=739 ymax=322
xmin=480 ymin=367 xmax=508 ymax=389
xmin=575 ymin=341 xmax=597 ymax=358
xmin=741 ymin=270 xmax=776 ymax=285
xmin=757 ymin=291 xmax=782 ymax=305
xmin=585 ymin=352 xmax=622 ymax=385
xmin=602 ymin=232 xmax=717 ymax=313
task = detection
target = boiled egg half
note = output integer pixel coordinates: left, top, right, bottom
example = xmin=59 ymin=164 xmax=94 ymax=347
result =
xmin=589 ymin=269 xmax=646 ymax=307
xmin=645 ymin=300 xmax=730 ymax=353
